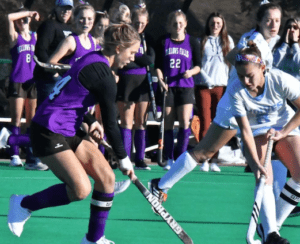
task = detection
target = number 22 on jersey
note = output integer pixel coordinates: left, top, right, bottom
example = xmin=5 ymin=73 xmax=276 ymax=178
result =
xmin=49 ymin=75 xmax=71 ymax=100
xmin=170 ymin=58 xmax=181 ymax=69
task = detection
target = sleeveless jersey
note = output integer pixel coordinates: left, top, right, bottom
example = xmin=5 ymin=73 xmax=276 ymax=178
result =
xmin=163 ymin=34 xmax=193 ymax=88
xmin=32 ymin=51 xmax=109 ymax=137
xmin=118 ymin=42 xmax=147 ymax=75
xmin=62 ymin=33 xmax=96 ymax=65
xmin=10 ymin=32 xmax=36 ymax=83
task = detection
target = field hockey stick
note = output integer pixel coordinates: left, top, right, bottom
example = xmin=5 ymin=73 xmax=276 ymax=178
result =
xmin=141 ymin=33 xmax=158 ymax=120
xmin=246 ymin=135 xmax=274 ymax=244
xmin=33 ymin=56 xmax=71 ymax=71
xmin=157 ymin=82 xmax=167 ymax=167
xmin=99 ymin=139 xmax=193 ymax=244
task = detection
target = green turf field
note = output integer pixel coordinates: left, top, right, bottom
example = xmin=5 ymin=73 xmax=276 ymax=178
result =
xmin=0 ymin=162 xmax=299 ymax=244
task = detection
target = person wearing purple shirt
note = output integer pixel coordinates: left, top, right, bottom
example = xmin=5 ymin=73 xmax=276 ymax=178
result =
xmin=7 ymin=8 xmax=40 ymax=167
xmin=8 ymin=24 xmax=139 ymax=244
xmin=155 ymin=10 xmax=201 ymax=170
xmin=93 ymin=11 xmax=110 ymax=51
xmin=117 ymin=5 xmax=155 ymax=170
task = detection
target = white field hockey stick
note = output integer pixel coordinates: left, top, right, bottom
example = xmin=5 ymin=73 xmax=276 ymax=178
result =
xmin=99 ymin=139 xmax=194 ymax=244
xmin=33 ymin=56 xmax=71 ymax=71
xmin=246 ymin=135 xmax=274 ymax=244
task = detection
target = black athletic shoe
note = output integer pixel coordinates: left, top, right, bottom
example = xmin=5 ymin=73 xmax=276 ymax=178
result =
xmin=134 ymin=160 xmax=151 ymax=170
xmin=289 ymin=206 xmax=300 ymax=218
xmin=265 ymin=232 xmax=290 ymax=244
xmin=148 ymin=178 xmax=167 ymax=214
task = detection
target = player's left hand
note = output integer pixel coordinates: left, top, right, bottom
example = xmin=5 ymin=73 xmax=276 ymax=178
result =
xmin=183 ymin=70 xmax=193 ymax=79
xmin=89 ymin=121 xmax=104 ymax=142
xmin=267 ymin=128 xmax=284 ymax=141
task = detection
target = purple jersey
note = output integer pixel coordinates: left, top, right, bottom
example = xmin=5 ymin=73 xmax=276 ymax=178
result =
xmin=118 ymin=42 xmax=147 ymax=75
xmin=32 ymin=51 xmax=109 ymax=137
xmin=163 ymin=34 xmax=194 ymax=88
xmin=10 ymin=32 xmax=36 ymax=83
xmin=96 ymin=43 xmax=102 ymax=51
xmin=62 ymin=33 xmax=96 ymax=65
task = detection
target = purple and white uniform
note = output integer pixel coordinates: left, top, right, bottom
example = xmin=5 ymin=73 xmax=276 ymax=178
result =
xmin=10 ymin=32 xmax=36 ymax=83
xmin=62 ymin=33 xmax=96 ymax=65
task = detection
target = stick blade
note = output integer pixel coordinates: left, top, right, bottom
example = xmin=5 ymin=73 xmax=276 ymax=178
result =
xmin=179 ymin=231 xmax=194 ymax=244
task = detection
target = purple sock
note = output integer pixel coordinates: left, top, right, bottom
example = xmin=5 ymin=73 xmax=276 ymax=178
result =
xmin=175 ymin=128 xmax=191 ymax=160
xmin=164 ymin=130 xmax=174 ymax=160
xmin=119 ymin=127 xmax=132 ymax=158
xmin=86 ymin=191 xmax=114 ymax=242
xmin=9 ymin=126 xmax=20 ymax=156
xmin=8 ymin=134 xmax=31 ymax=147
xmin=134 ymin=129 xmax=146 ymax=162
xmin=98 ymin=134 xmax=107 ymax=155
xmin=21 ymin=184 xmax=71 ymax=212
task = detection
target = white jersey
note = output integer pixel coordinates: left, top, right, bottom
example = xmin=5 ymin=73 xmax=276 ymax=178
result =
xmin=228 ymin=69 xmax=300 ymax=137
xmin=214 ymin=30 xmax=279 ymax=129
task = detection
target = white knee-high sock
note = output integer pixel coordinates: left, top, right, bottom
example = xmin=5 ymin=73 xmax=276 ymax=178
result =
xmin=158 ymin=151 xmax=198 ymax=191
xmin=272 ymin=160 xmax=287 ymax=201
xmin=276 ymin=178 xmax=300 ymax=230
xmin=256 ymin=185 xmax=278 ymax=241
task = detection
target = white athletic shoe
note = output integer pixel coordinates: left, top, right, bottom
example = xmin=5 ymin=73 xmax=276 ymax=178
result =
xmin=200 ymin=161 xmax=209 ymax=172
xmin=10 ymin=155 xmax=23 ymax=167
xmin=163 ymin=159 xmax=174 ymax=171
xmin=24 ymin=161 xmax=49 ymax=171
xmin=114 ymin=179 xmax=131 ymax=195
xmin=8 ymin=194 xmax=31 ymax=237
xmin=210 ymin=162 xmax=221 ymax=172
xmin=0 ymin=127 xmax=11 ymax=148
xmin=81 ymin=235 xmax=115 ymax=244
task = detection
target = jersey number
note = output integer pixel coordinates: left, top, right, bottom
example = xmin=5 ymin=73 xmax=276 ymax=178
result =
xmin=26 ymin=54 xmax=31 ymax=63
xmin=49 ymin=75 xmax=71 ymax=100
xmin=170 ymin=59 xmax=181 ymax=69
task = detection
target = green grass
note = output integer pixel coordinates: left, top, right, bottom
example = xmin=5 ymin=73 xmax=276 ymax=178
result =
xmin=0 ymin=162 xmax=299 ymax=244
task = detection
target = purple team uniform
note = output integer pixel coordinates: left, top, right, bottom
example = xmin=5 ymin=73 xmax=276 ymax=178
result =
xmin=10 ymin=32 xmax=36 ymax=84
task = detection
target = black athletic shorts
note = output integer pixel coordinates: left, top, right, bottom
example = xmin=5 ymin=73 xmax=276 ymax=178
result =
xmin=8 ymin=81 xmax=37 ymax=99
xmin=30 ymin=122 xmax=87 ymax=157
xmin=165 ymin=87 xmax=195 ymax=107
xmin=116 ymin=74 xmax=150 ymax=102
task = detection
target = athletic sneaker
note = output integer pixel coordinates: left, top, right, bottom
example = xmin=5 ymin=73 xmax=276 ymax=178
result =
xmin=24 ymin=161 xmax=49 ymax=171
xmin=200 ymin=161 xmax=209 ymax=172
xmin=134 ymin=160 xmax=151 ymax=170
xmin=149 ymin=178 xmax=168 ymax=214
xmin=81 ymin=235 xmax=115 ymax=244
xmin=0 ymin=127 xmax=11 ymax=148
xmin=265 ymin=232 xmax=290 ymax=244
xmin=114 ymin=179 xmax=131 ymax=195
xmin=10 ymin=155 xmax=23 ymax=167
xmin=163 ymin=158 xmax=174 ymax=171
xmin=289 ymin=206 xmax=300 ymax=218
xmin=8 ymin=194 xmax=31 ymax=237
xmin=210 ymin=162 xmax=221 ymax=172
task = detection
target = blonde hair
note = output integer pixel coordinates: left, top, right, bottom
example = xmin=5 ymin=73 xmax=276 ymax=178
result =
xmin=110 ymin=3 xmax=131 ymax=24
xmin=74 ymin=3 xmax=96 ymax=19
xmin=103 ymin=24 xmax=140 ymax=52
xmin=166 ymin=10 xmax=187 ymax=33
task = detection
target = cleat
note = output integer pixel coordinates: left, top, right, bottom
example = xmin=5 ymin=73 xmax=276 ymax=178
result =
xmin=114 ymin=179 xmax=131 ymax=195
xmin=289 ymin=206 xmax=300 ymax=218
xmin=200 ymin=161 xmax=209 ymax=172
xmin=25 ymin=147 xmax=49 ymax=171
xmin=163 ymin=159 xmax=174 ymax=171
xmin=10 ymin=155 xmax=23 ymax=167
xmin=256 ymin=223 xmax=265 ymax=242
xmin=8 ymin=194 xmax=31 ymax=237
xmin=0 ymin=127 xmax=11 ymax=148
xmin=265 ymin=232 xmax=290 ymax=244
xmin=210 ymin=162 xmax=221 ymax=172
xmin=148 ymin=178 xmax=168 ymax=214
xmin=81 ymin=235 xmax=115 ymax=244
xmin=134 ymin=160 xmax=151 ymax=170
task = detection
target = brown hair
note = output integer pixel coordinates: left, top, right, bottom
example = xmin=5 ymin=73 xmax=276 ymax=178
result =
xmin=166 ymin=10 xmax=187 ymax=33
xmin=131 ymin=6 xmax=149 ymax=22
xmin=110 ymin=3 xmax=131 ymax=24
xmin=235 ymin=41 xmax=263 ymax=66
xmin=201 ymin=12 xmax=231 ymax=66
xmin=256 ymin=3 xmax=282 ymax=31
xmin=103 ymin=24 xmax=140 ymax=52
xmin=73 ymin=3 xmax=96 ymax=19
xmin=95 ymin=11 xmax=109 ymax=25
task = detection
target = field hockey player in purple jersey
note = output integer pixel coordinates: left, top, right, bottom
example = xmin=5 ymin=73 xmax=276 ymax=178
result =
xmin=6 ymin=8 xmax=40 ymax=167
xmin=48 ymin=3 xmax=97 ymax=66
xmin=155 ymin=10 xmax=201 ymax=170
xmin=117 ymin=4 xmax=155 ymax=170
xmin=7 ymin=24 xmax=139 ymax=244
